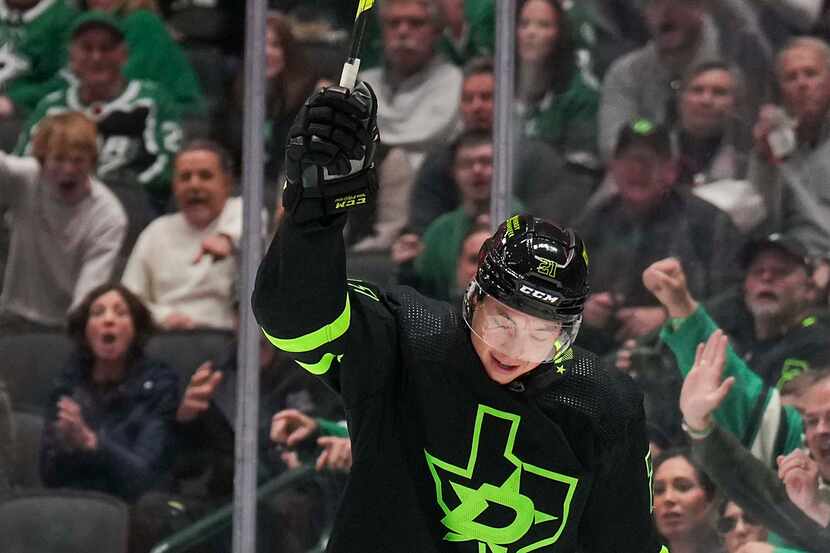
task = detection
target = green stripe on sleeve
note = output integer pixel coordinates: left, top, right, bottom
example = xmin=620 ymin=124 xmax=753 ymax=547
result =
xmin=262 ymin=294 xmax=351 ymax=353
xmin=297 ymin=353 xmax=344 ymax=375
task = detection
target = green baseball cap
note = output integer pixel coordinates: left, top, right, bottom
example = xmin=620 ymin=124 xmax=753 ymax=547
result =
xmin=70 ymin=11 xmax=125 ymax=41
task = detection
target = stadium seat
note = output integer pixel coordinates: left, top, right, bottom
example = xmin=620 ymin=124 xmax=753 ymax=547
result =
xmin=0 ymin=490 xmax=129 ymax=553
xmin=10 ymin=410 xmax=43 ymax=490
xmin=0 ymin=333 xmax=72 ymax=414
xmin=146 ymin=329 xmax=235 ymax=385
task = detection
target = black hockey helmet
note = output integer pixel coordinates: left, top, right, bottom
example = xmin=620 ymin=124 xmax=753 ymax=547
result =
xmin=468 ymin=215 xmax=589 ymax=321
xmin=463 ymin=215 xmax=590 ymax=364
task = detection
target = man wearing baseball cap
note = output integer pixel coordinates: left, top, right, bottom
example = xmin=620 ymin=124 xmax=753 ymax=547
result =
xmin=575 ymin=119 xmax=744 ymax=354
xmin=705 ymin=232 xmax=830 ymax=390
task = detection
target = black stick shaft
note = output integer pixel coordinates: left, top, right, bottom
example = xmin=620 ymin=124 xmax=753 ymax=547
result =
xmin=340 ymin=0 xmax=375 ymax=89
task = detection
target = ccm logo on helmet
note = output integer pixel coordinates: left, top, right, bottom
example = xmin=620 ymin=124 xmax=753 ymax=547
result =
xmin=519 ymin=285 xmax=559 ymax=304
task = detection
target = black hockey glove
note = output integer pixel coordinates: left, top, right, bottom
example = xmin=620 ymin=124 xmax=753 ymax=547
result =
xmin=283 ymin=82 xmax=379 ymax=223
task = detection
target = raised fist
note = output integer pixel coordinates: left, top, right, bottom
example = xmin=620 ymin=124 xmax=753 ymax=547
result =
xmin=284 ymin=82 xmax=380 ymax=223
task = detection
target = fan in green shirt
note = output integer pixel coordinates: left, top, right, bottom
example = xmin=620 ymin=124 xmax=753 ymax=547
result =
xmin=413 ymin=130 xmax=524 ymax=301
xmin=0 ymin=0 xmax=78 ymax=116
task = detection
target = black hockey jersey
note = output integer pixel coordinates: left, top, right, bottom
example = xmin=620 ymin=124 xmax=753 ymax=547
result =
xmin=252 ymin=214 xmax=669 ymax=553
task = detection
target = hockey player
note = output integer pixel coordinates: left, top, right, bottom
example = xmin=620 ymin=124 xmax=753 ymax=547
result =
xmin=252 ymin=82 xmax=668 ymax=553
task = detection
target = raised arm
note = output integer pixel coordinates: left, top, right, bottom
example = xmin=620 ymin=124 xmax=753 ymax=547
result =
xmin=252 ymin=82 xmax=382 ymax=386
xmin=644 ymin=258 xmax=803 ymax=464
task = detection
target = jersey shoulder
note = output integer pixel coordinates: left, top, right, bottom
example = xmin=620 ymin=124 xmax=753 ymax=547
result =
xmin=541 ymin=346 xmax=645 ymax=442
xmin=355 ymin=281 xmax=464 ymax=361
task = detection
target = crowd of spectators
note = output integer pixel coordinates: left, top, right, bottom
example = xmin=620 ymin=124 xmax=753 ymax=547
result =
xmin=2 ymin=0 xmax=830 ymax=552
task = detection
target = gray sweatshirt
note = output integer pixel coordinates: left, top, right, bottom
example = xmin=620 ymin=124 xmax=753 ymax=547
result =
xmin=0 ymin=153 xmax=127 ymax=327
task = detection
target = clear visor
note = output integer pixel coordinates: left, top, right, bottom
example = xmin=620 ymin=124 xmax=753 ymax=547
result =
xmin=463 ymin=284 xmax=578 ymax=364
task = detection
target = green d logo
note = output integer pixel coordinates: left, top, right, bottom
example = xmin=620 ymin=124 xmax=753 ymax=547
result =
xmin=425 ymin=405 xmax=579 ymax=553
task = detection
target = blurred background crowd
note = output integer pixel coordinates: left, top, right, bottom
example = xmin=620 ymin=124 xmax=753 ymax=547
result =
xmin=2 ymin=0 xmax=830 ymax=552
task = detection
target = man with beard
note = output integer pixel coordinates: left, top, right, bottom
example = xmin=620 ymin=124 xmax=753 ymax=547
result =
xmin=599 ymin=0 xmax=772 ymax=162
xmin=750 ymin=37 xmax=830 ymax=256
xmin=666 ymin=314 xmax=830 ymax=550
xmin=614 ymin=233 xmax=829 ymax=447
xmin=0 ymin=111 xmax=126 ymax=333
xmin=122 ymin=140 xmax=239 ymax=331
xmin=704 ymin=233 xmax=830 ymax=390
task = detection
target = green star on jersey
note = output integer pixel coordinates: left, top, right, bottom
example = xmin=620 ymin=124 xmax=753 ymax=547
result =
xmin=425 ymin=405 xmax=579 ymax=553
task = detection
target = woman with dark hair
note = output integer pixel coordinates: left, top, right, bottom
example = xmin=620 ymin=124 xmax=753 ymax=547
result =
xmin=515 ymin=0 xmax=599 ymax=161
xmin=227 ymin=11 xmax=322 ymax=192
xmin=39 ymin=283 xmax=180 ymax=502
xmin=653 ymin=448 xmax=724 ymax=553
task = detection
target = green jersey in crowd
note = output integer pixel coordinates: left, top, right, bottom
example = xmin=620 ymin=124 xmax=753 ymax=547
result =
xmin=0 ymin=0 xmax=78 ymax=114
xmin=16 ymin=78 xmax=182 ymax=212
xmin=116 ymin=8 xmax=206 ymax=116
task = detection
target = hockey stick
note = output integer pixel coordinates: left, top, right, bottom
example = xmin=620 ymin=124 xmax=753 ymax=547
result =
xmin=339 ymin=0 xmax=375 ymax=90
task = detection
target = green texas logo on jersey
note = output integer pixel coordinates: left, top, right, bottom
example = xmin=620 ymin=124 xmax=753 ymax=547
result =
xmin=425 ymin=405 xmax=579 ymax=553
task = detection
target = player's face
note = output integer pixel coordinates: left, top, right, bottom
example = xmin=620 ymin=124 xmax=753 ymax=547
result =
xmin=800 ymin=378 xmax=830 ymax=480
xmin=70 ymin=28 xmax=126 ymax=90
xmin=680 ymin=68 xmax=737 ymax=138
xmin=86 ymin=290 xmax=136 ymax=369
xmin=470 ymin=296 xmax=563 ymax=384
xmin=380 ymin=2 xmax=439 ymax=78
xmin=719 ymin=501 xmax=767 ymax=553
xmin=453 ymin=142 xmax=493 ymax=205
xmin=517 ymin=0 xmax=559 ymax=65
xmin=42 ymin=147 xmax=94 ymax=204
xmin=174 ymin=150 xmax=231 ymax=230
xmin=743 ymin=249 xmax=812 ymax=323
xmin=653 ymin=456 xmax=712 ymax=541
xmin=777 ymin=45 xmax=830 ymax=126
xmin=610 ymin=144 xmax=673 ymax=215
xmin=460 ymin=73 xmax=495 ymax=131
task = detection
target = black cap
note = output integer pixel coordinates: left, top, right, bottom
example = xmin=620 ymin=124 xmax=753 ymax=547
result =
xmin=614 ymin=119 xmax=672 ymax=159
xmin=739 ymin=233 xmax=811 ymax=271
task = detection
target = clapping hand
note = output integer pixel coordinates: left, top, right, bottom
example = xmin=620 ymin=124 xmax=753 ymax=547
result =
xmin=315 ymin=436 xmax=352 ymax=472
xmin=270 ymin=409 xmax=319 ymax=448
xmin=176 ymin=361 xmax=223 ymax=422
xmin=55 ymin=396 xmax=97 ymax=451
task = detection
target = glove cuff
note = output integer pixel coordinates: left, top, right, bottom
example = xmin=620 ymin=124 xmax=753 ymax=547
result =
xmin=284 ymin=166 xmax=377 ymax=224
